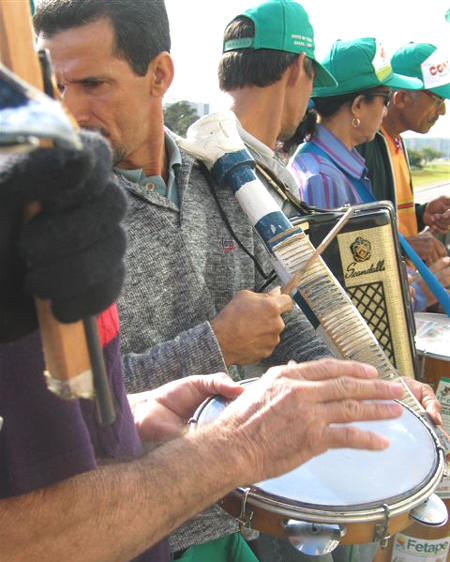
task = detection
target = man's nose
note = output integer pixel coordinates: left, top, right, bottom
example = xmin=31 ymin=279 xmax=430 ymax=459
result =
xmin=61 ymin=87 xmax=91 ymax=127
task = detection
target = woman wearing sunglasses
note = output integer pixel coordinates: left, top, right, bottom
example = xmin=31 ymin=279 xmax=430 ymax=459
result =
xmin=289 ymin=37 xmax=421 ymax=208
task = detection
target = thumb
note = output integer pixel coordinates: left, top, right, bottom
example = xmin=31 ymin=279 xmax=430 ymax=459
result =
xmin=201 ymin=373 xmax=244 ymax=400
xmin=268 ymin=286 xmax=281 ymax=296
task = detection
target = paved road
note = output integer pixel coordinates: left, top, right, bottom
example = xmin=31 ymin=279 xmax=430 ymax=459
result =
xmin=414 ymin=182 xmax=449 ymax=204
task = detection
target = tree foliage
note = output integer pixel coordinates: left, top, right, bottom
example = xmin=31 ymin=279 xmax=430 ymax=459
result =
xmin=408 ymin=148 xmax=423 ymax=169
xmin=163 ymin=101 xmax=199 ymax=137
xmin=421 ymin=147 xmax=443 ymax=163
xmin=408 ymin=147 xmax=444 ymax=169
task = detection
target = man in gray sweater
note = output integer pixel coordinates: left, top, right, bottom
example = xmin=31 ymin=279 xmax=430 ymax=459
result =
xmin=115 ymin=3 xmax=335 ymax=556
xmin=34 ymin=0 xmax=442 ymax=561
xmin=114 ymin=4 xmax=334 ymax=557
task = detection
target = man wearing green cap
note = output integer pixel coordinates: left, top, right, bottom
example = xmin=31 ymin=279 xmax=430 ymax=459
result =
xmin=358 ymin=43 xmax=450 ymax=266
xmin=218 ymin=16 xmax=386 ymax=562
xmin=218 ymin=0 xmax=336 ymax=205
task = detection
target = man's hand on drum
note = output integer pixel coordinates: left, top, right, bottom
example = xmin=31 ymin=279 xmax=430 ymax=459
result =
xmin=208 ymin=359 xmax=404 ymax=484
xmin=211 ymin=287 xmax=293 ymax=365
xmin=401 ymin=377 xmax=443 ymax=426
xmin=130 ymin=373 xmax=244 ymax=443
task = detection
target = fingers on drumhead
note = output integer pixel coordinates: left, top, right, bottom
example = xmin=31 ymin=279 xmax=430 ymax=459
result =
xmin=325 ymin=424 xmax=390 ymax=451
xmin=320 ymin=399 xmax=403 ymax=425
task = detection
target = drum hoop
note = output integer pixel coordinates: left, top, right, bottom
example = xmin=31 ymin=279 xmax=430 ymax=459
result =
xmin=416 ymin=349 xmax=450 ymax=362
xmin=232 ymin=445 xmax=445 ymax=524
xmin=191 ymin=379 xmax=446 ymax=524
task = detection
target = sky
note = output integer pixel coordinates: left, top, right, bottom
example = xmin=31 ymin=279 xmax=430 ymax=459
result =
xmin=164 ymin=0 xmax=450 ymax=139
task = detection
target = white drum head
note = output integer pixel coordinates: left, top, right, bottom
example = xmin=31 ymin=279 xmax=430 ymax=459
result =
xmin=256 ymin=407 xmax=436 ymax=507
xmin=196 ymin=391 xmax=438 ymax=509
xmin=415 ymin=313 xmax=450 ymax=360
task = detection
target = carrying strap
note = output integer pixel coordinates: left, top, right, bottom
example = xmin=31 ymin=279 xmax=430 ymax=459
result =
xmin=399 ymin=234 xmax=450 ymax=316
xmin=197 ymin=160 xmax=273 ymax=285
xmin=301 ymin=141 xmax=450 ymax=315
xmin=254 ymin=162 xmax=324 ymax=216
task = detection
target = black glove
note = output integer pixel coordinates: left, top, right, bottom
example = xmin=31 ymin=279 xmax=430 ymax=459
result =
xmin=0 ymin=130 xmax=127 ymax=342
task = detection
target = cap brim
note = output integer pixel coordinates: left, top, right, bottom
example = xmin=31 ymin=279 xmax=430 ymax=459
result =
xmin=429 ymin=83 xmax=450 ymax=99
xmin=384 ymin=73 xmax=423 ymax=91
xmin=312 ymin=60 xmax=338 ymax=88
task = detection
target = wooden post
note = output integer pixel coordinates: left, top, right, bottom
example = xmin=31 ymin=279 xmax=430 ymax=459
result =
xmin=0 ymin=0 xmax=94 ymax=400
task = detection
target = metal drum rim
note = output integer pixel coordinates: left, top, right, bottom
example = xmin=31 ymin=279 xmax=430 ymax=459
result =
xmin=232 ymin=444 xmax=445 ymax=524
xmin=416 ymin=349 xmax=450 ymax=362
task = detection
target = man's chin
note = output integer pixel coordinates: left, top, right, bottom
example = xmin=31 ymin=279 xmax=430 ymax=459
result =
xmin=81 ymin=127 xmax=124 ymax=164
xmin=412 ymin=123 xmax=434 ymax=135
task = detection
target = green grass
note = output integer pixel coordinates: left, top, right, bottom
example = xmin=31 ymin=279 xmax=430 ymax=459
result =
xmin=411 ymin=162 xmax=450 ymax=188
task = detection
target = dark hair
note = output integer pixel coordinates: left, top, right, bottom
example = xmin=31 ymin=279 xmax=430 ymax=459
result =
xmin=33 ymin=0 xmax=170 ymax=76
xmin=218 ymin=16 xmax=314 ymax=91
xmin=289 ymin=87 xmax=389 ymax=146
xmin=279 ymin=109 xmax=318 ymax=156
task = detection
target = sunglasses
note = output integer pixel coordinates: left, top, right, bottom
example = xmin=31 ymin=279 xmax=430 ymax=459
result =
xmin=369 ymin=91 xmax=392 ymax=106
xmin=423 ymin=90 xmax=446 ymax=108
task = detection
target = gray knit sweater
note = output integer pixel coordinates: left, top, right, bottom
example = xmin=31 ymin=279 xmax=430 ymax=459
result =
xmin=117 ymin=126 xmax=329 ymax=552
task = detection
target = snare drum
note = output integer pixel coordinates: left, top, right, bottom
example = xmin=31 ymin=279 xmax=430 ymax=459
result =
xmin=191 ymin=379 xmax=447 ymax=555
xmin=415 ymin=313 xmax=450 ymax=391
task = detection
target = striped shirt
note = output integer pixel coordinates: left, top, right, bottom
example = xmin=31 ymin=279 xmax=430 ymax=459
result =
xmin=289 ymin=124 xmax=373 ymax=208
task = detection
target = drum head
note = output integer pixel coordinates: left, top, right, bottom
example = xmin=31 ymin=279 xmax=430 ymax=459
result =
xmin=415 ymin=313 xmax=450 ymax=360
xmin=195 ymin=386 xmax=438 ymax=509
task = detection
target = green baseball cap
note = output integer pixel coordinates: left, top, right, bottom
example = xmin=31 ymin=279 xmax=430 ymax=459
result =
xmin=222 ymin=0 xmax=337 ymax=88
xmin=391 ymin=43 xmax=450 ymax=99
xmin=312 ymin=37 xmax=423 ymax=98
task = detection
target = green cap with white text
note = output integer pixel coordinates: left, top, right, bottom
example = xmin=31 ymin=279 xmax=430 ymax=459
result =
xmin=391 ymin=42 xmax=450 ymax=99
xmin=312 ymin=38 xmax=423 ymax=98
xmin=222 ymin=0 xmax=337 ymax=88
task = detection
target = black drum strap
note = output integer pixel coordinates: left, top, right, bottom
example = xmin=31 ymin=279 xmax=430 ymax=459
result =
xmin=254 ymin=163 xmax=326 ymax=216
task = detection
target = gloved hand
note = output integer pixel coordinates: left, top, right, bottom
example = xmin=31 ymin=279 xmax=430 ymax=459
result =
xmin=0 ymin=130 xmax=127 ymax=342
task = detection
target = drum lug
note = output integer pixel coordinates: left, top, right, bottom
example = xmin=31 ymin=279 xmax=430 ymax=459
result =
xmin=409 ymin=493 xmax=448 ymax=527
xmin=281 ymin=520 xmax=345 ymax=556
xmin=374 ymin=503 xmax=391 ymax=544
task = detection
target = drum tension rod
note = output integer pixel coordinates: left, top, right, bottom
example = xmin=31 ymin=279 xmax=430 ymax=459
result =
xmin=374 ymin=504 xmax=391 ymax=547
xmin=237 ymin=489 xmax=254 ymax=533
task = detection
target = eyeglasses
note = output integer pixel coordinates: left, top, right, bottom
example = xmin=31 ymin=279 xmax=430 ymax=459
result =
xmin=423 ymin=90 xmax=446 ymax=108
xmin=369 ymin=91 xmax=392 ymax=107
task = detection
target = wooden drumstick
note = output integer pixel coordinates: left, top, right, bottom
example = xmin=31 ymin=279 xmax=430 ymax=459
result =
xmin=282 ymin=207 xmax=354 ymax=295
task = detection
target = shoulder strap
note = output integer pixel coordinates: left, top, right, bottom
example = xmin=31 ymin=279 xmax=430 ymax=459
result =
xmin=254 ymin=162 xmax=323 ymax=216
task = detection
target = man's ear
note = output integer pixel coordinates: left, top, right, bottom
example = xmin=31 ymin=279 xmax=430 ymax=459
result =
xmin=148 ymin=51 xmax=174 ymax=96
xmin=286 ymin=52 xmax=306 ymax=87
xmin=391 ymin=90 xmax=410 ymax=109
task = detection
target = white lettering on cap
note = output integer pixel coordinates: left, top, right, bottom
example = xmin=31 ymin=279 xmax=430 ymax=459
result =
xmin=421 ymin=49 xmax=449 ymax=88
